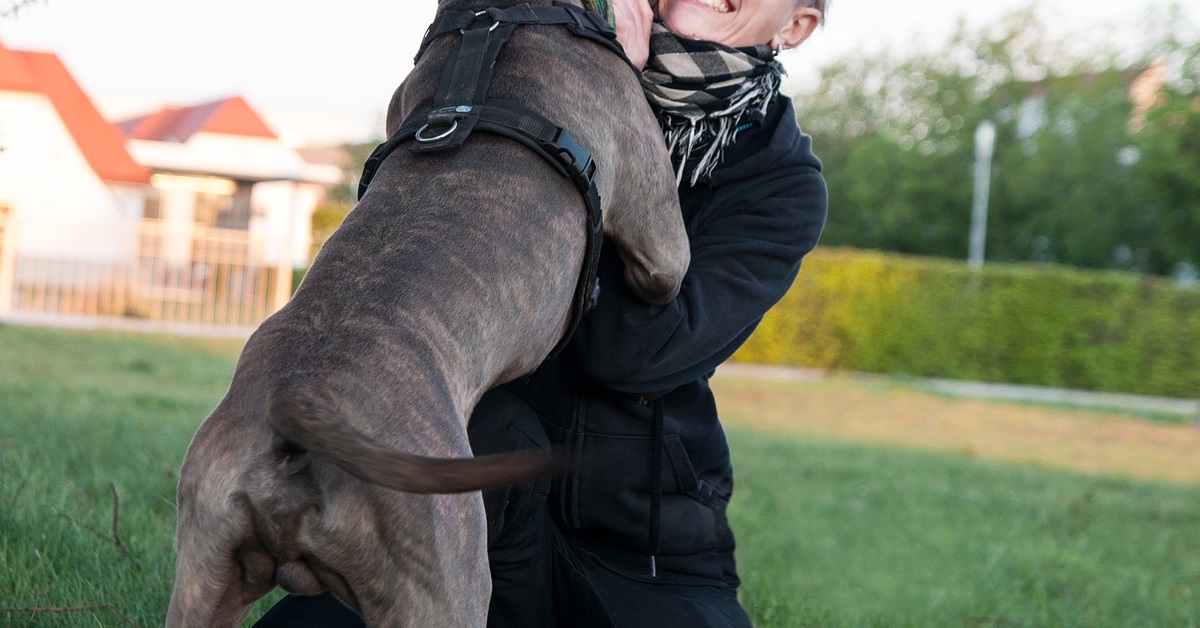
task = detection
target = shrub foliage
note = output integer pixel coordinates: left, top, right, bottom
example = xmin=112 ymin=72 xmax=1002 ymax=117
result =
xmin=734 ymin=247 xmax=1200 ymax=398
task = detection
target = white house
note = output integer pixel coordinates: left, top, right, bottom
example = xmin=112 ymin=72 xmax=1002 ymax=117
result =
xmin=0 ymin=40 xmax=150 ymax=263
xmin=118 ymin=95 xmax=341 ymax=269
xmin=0 ymin=38 xmax=341 ymax=328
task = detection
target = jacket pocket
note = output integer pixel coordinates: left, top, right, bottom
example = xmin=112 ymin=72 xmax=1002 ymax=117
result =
xmin=560 ymin=430 xmax=731 ymax=555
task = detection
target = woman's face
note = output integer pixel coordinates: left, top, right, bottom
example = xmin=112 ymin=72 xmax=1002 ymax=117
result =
xmin=655 ymin=0 xmax=818 ymax=49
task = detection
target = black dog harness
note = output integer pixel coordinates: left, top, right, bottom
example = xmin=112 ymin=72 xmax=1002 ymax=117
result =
xmin=358 ymin=3 xmax=628 ymax=357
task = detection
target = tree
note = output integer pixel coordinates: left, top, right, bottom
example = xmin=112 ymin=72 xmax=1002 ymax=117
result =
xmin=309 ymin=141 xmax=381 ymax=261
xmin=795 ymin=4 xmax=1200 ymax=277
xmin=1129 ymin=40 xmax=1200 ymax=276
xmin=0 ymin=0 xmax=41 ymax=18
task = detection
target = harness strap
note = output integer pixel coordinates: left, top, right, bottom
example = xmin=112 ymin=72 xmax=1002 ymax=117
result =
xmin=436 ymin=22 xmax=517 ymax=108
xmin=416 ymin=2 xmax=629 ymax=64
xmin=359 ymin=3 xmax=615 ymax=358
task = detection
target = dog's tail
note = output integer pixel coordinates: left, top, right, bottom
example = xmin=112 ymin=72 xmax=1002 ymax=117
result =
xmin=266 ymin=388 xmax=564 ymax=494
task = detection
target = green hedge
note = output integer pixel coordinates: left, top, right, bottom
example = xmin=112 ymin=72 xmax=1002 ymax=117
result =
xmin=733 ymin=248 xmax=1200 ymax=398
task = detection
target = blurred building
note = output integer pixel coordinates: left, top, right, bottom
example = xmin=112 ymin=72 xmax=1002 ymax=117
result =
xmin=0 ymin=39 xmax=339 ymax=331
xmin=117 ymin=95 xmax=341 ymax=269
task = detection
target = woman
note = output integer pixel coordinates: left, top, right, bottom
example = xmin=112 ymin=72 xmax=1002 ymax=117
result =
xmin=478 ymin=0 xmax=828 ymax=625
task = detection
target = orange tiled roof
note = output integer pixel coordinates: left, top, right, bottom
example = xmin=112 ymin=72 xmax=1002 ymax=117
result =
xmin=119 ymin=95 xmax=277 ymax=142
xmin=0 ymin=40 xmax=150 ymax=185
xmin=0 ymin=40 xmax=39 ymax=91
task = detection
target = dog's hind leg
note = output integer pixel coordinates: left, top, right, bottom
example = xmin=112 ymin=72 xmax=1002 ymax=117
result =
xmin=167 ymin=494 xmax=276 ymax=627
xmin=168 ymin=418 xmax=278 ymax=627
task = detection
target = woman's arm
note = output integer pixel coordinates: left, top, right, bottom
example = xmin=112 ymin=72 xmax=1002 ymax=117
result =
xmin=569 ymin=149 xmax=827 ymax=395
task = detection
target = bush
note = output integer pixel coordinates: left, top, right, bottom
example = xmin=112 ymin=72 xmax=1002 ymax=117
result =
xmin=734 ymin=248 xmax=1200 ymax=398
xmin=309 ymin=202 xmax=352 ymax=260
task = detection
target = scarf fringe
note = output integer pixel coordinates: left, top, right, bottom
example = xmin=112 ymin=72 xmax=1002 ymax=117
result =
xmin=660 ymin=70 xmax=780 ymax=185
xmin=640 ymin=25 xmax=783 ymax=185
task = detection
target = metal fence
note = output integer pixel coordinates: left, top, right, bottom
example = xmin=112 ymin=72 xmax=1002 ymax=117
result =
xmin=0 ymin=213 xmax=291 ymax=333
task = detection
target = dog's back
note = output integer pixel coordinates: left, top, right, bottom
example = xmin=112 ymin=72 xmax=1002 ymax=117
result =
xmin=168 ymin=1 xmax=688 ymax=625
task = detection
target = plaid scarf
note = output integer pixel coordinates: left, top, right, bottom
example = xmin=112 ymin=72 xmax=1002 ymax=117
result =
xmin=640 ymin=23 xmax=784 ymax=185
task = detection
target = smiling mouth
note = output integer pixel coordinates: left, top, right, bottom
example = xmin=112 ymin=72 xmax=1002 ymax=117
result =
xmin=695 ymin=0 xmax=732 ymax=13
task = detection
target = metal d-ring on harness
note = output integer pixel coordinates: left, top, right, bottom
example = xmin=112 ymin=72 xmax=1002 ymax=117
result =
xmin=358 ymin=2 xmax=629 ymax=357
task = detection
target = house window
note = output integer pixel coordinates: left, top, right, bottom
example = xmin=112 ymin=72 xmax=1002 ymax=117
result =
xmin=192 ymin=182 xmax=253 ymax=230
xmin=148 ymin=174 xmax=250 ymax=228
xmin=195 ymin=190 xmax=234 ymax=228
xmin=219 ymin=181 xmax=253 ymax=230
xmin=143 ymin=188 xmax=162 ymax=220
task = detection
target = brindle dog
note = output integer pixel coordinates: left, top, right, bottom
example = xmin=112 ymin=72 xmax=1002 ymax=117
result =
xmin=166 ymin=0 xmax=689 ymax=625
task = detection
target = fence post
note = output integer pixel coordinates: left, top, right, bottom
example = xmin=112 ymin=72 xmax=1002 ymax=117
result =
xmin=271 ymin=254 xmax=291 ymax=313
xmin=270 ymin=191 xmax=297 ymax=313
xmin=0 ymin=208 xmax=16 ymax=315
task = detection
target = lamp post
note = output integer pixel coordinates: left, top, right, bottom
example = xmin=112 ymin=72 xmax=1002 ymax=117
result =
xmin=969 ymin=120 xmax=996 ymax=269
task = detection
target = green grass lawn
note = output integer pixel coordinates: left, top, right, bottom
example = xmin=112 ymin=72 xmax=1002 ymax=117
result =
xmin=2 ymin=324 xmax=1198 ymax=626
xmin=730 ymin=433 xmax=1200 ymax=627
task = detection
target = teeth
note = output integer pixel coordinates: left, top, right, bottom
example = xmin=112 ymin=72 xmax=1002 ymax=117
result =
xmin=696 ymin=0 xmax=731 ymax=12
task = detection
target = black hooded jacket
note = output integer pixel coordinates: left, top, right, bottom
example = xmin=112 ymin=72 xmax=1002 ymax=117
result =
xmin=506 ymin=93 xmax=826 ymax=586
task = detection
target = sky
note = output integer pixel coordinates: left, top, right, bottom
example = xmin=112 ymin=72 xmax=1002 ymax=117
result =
xmin=2 ymin=0 xmax=1197 ymax=146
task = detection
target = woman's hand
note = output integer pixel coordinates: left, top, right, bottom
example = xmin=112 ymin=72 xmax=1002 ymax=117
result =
xmin=611 ymin=0 xmax=655 ymax=70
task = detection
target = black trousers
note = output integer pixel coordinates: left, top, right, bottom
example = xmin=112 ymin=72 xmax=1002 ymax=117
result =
xmin=253 ymin=387 xmax=750 ymax=628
